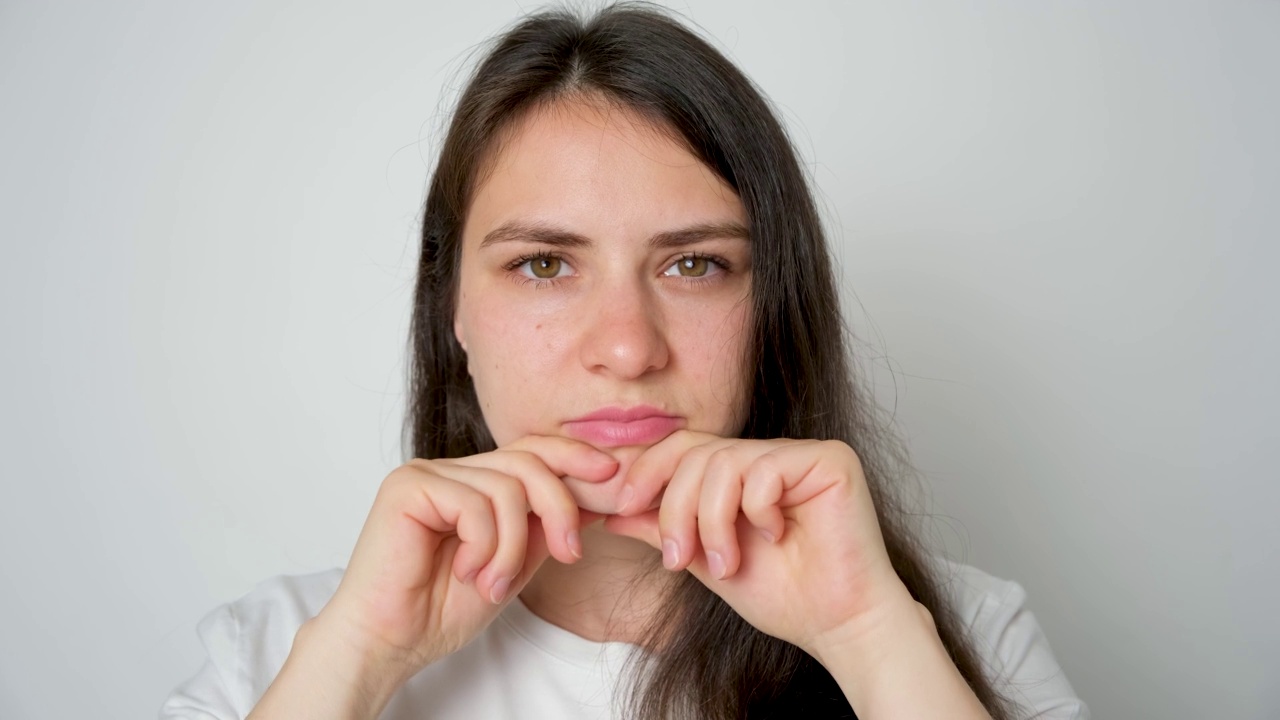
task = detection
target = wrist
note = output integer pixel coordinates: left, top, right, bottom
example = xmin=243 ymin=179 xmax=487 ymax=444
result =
xmin=249 ymin=613 xmax=421 ymax=719
xmin=301 ymin=610 xmax=427 ymax=686
xmin=807 ymin=582 xmax=929 ymax=670
xmin=808 ymin=589 xmax=990 ymax=719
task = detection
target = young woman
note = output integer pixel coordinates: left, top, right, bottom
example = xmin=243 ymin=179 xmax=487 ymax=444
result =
xmin=163 ymin=3 xmax=1088 ymax=719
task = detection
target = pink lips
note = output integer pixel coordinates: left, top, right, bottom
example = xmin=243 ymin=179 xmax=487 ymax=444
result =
xmin=563 ymin=405 xmax=684 ymax=448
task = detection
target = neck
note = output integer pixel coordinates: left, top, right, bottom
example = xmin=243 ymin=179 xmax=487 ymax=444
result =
xmin=519 ymin=522 xmax=669 ymax=645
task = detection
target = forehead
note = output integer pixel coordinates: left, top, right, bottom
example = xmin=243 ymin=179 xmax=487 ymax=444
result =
xmin=464 ymin=96 xmax=746 ymax=243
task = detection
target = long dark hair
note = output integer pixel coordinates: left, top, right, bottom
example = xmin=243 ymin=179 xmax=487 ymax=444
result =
xmin=405 ymin=2 xmax=1023 ymax=718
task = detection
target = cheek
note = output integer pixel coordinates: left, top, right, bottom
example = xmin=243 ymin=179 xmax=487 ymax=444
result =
xmin=462 ymin=295 xmax=572 ymax=436
xmin=466 ymin=287 xmax=562 ymax=369
xmin=689 ymin=300 xmax=751 ymax=390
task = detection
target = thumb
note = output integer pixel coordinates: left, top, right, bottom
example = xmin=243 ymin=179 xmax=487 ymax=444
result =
xmin=577 ymin=509 xmax=609 ymax=530
xmin=601 ymin=510 xmax=662 ymax=550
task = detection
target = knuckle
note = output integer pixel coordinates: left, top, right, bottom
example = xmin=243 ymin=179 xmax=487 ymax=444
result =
xmin=533 ymin=485 xmax=574 ymax=519
xmin=830 ymin=440 xmax=864 ymax=477
xmin=739 ymin=487 xmax=766 ymax=511
xmin=502 ymin=449 xmax=538 ymax=469
xmin=385 ymin=462 xmax=422 ymax=485
xmin=754 ymin=451 xmax=786 ymax=474
xmin=457 ymin=487 xmax=491 ymax=517
xmin=509 ymin=448 xmax=540 ymax=466
xmin=387 ymin=459 xmax=451 ymax=489
xmin=509 ymin=452 xmax=554 ymax=485
xmin=705 ymin=445 xmax=738 ymax=472
xmin=684 ymin=444 xmax=715 ymax=465
xmin=824 ymin=439 xmax=857 ymax=460
xmin=379 ymin=467 xmax=424 ymax=501
xmin=488 ymin=474 xmax=527 ymax=510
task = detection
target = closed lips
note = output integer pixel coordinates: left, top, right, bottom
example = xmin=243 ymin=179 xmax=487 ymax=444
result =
xmin=563 ymin=407 xmax=683 ymax=447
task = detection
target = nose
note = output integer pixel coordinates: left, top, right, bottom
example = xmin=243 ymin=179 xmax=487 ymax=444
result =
xmin=578 ymin=277 xmax=670 ymax=379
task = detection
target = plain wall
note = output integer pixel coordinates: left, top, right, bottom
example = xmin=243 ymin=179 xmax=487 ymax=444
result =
xmin=1 ymin=1 xmax=1276 ymax=718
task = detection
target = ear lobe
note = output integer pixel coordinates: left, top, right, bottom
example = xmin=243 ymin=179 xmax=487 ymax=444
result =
xmin=452 ymin=311 xmax=475 ymax=376
xmin=453 ymin=317 xmax=467 ymax=353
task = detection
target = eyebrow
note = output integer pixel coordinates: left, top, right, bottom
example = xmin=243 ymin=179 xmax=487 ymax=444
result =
xmin=479 ymin=220 xmax=750 ymax=250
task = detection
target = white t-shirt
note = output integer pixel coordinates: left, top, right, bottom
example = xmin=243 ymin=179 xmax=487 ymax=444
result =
xmin=159 ymin=556 xmax=1090 ymax=719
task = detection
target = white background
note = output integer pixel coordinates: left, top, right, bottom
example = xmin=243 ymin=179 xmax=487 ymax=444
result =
xmin=1 ymin=1 xmax=1276 ymax=718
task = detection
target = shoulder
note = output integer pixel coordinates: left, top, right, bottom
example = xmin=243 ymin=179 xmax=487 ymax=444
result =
xmin=159 ymin=568 xmax=344 ymax=719
xmin=925 ymin=554 xmax=1092 ymax=720
xmin=211 ymin=567 xmax=345 ymax=643
xmin=925 ymin=553 xmax=1030 ymax=636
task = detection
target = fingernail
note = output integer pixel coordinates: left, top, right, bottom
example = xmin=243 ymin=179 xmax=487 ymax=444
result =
xmin=490 ymin=576 xmax=511 ymax=604
xmin=567 ymin=530 xmax=583 ymax=559
xmin=618 ymin=485 xmax=634 ymax=513
xmin=707 ymin=551 xmax=726 ymax=580
xmin=662 ymin=538 xmax=679 ymax=569
xmin=758 ymin=528 xmax=776 ymax=544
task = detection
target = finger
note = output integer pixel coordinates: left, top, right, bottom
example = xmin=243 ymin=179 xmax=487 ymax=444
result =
xmin=741 ymin=453 xmax=787 ymax=543
xmin=749 ymin=439 xmax=849 ymax=508
xmin=470 ymin=449 xmax=589 ymax=564
xmin=506 ymin=435 xmax=620 ymax=482
xmin=390 ymin=473 xmax=499 ymax=585
xmin=508 ymin=509 xmax=607 ymax=600
xmin=440 ymin=465 xmax=531 ymax=604
xmin=424 ymin=435 xmax=618 ymax=485
xmin=508 ymin=512 xmax=552 ymax=597
xmin=656 ymin=443 xmax=715 ymax=571
xmin=697 ymin=445 xmax=745 ymax=580
xmin=601 ymin=509 xmax=732 ymax=599
xmin=617 ymin=430 xmax=717 ymax=515
xmin=577 ymin=509 xmax=608 ymax=529
xmin=601 ymin=508 xmax=661 ymax=548
xmin=604 ymin=509 xmax=719 ymax=590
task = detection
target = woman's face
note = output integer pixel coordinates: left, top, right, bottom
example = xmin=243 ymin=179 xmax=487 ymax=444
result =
xmin=454 ymin=96 xmax=753 ymax=514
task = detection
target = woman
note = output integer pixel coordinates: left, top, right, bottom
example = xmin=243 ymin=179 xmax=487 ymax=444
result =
xmin=162 ymin=3 xmax=1088 ymax=718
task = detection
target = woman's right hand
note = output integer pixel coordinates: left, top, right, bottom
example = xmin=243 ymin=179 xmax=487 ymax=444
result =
xmin=304 ymin=435 xmax=618 ymax=687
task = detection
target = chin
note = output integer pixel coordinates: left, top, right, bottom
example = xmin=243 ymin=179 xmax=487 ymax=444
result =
xmin=560 ymin=445 xmax=650 ymax=515
xmin=565 ymin=479 xmax=629 ymax=514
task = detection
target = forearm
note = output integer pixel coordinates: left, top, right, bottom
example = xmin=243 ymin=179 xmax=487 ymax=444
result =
xmin=247 ymin=614 xmax=419 ymax=720
xmin=812 ymin=595 xmax=992 ymax=720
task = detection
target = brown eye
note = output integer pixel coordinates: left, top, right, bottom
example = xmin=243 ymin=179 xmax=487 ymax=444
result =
xmin=529 ymin=256 xmax=561 ymax=279
xmin=680 ymin=256 xmax=711 ymax=275
xmin=676 ymin=256 xmax=708 ymax=277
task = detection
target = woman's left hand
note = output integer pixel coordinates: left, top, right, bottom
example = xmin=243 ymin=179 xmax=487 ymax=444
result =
xmin=602 ymin=430 xmax=919 ymax=657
